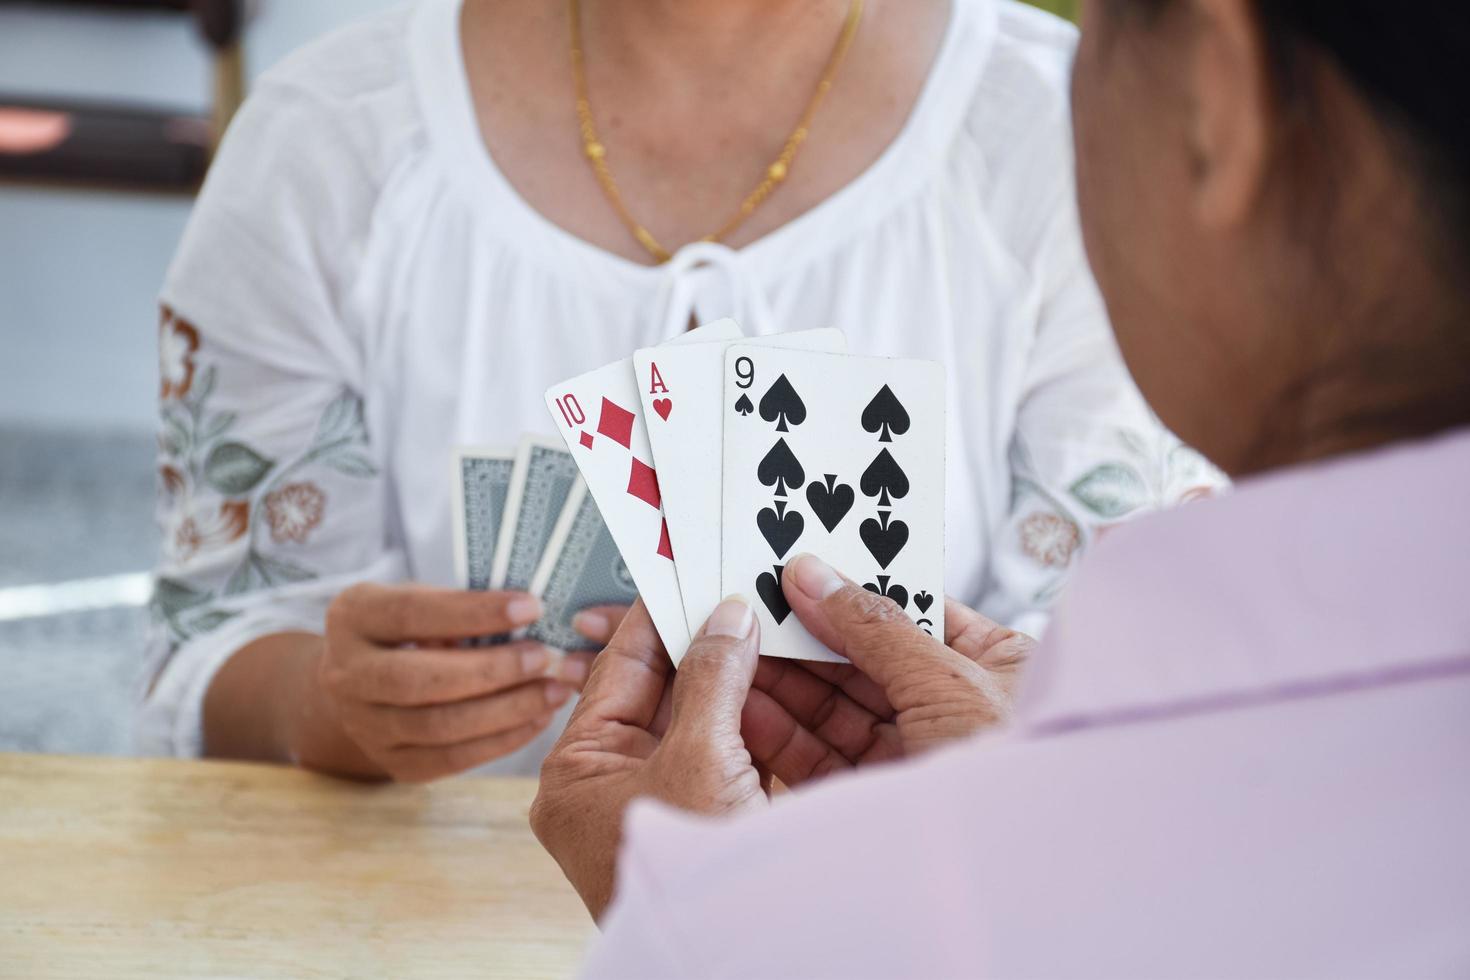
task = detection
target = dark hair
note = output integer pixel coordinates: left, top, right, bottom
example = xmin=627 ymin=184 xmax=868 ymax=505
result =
xmin=1117 ymin=1 xmax=1470 ymax=268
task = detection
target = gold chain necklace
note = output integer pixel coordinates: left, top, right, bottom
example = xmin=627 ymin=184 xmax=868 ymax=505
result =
xmin=570 ymin=0 xmax=865 ymax=264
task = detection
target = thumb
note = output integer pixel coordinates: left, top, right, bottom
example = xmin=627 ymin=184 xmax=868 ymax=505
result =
xmin=783 ymin=553 xmax=941 ymax=693
xmin=668 ymin=596 xmax=761 ymax=740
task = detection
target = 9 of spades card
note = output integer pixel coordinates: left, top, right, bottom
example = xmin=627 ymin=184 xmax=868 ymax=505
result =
xmin=720 ymin=346 xmax=945 ymax=662
xmin=632 ymin=328 xmax=846 ymax=635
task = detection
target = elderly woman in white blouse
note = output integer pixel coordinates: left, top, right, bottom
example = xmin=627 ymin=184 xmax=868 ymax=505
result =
xmin=142 ymin=0 xmax=1216 ymax=780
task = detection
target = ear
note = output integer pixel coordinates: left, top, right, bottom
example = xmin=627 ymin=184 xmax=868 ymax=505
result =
xmin=1188 ymin=0 xmax=1272 ymax=228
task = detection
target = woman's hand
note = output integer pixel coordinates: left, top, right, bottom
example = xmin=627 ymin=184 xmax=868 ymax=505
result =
xmin=311 ymin=583 xmax=596 ymax=782
xmin=741 ymin=554 xmax=1032 ymax=788
xmin=532 ymin=598 xmax=768 ymax=920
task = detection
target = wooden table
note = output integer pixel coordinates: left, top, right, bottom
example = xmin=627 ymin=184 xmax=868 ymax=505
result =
xmin=0 ymin=754 xmax=594 ymax=979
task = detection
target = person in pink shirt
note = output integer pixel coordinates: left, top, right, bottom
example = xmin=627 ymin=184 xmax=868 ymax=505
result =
xmin=530 ymin=0 xmax=1470 ymax=975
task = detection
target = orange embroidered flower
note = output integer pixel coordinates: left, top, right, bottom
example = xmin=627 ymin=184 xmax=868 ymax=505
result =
xmin=174 ymin=517 xmax=205 ymax=560
xmin=265 ymin=482 xmax=326 ymax=544
xmin=172 ymin=499 xmax=251 ymax=560
xmin=1020 ymin=512 xmax=1080 ymax=568
xmin=159 ymin=306 xmax=200 ymax=401
xmin=159 ymin=464 xmax=186 ymax=498
xmin=218 ymin=500 xmax=250 ymax=540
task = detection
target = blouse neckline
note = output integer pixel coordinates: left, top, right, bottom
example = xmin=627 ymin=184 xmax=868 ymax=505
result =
xmin=410 ymin=0 xmax=997 ymax=290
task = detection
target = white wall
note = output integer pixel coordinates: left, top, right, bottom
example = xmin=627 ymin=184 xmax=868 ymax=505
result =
xmin=0 ymin=0 xmax=401 ymax=431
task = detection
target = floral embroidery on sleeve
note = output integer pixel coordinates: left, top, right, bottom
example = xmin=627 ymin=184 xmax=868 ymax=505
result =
xmin=1019 ymin=512 xmax=1081 ymax=568
xmin=159 ymin=310 xmax=199 ymax=401
xmin=1010 ymin=427 xmax=1225 ymax=603
xmin=151 ymin=306 xmax=378 ymax=646
xmin=265 ymin=483 xmax=327 ymax=544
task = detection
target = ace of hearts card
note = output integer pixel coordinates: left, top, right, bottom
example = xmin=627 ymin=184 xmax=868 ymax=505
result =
xmin=632 ymin=328 xmax=846 ymax=634
xmin=721 ymin=346 xmax=946 ymax=662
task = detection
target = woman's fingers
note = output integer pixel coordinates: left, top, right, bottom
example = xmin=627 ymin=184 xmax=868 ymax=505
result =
xmin=559 ymin=651 xmax=595 ymax=691
xmin=378 ymin=718 xmax=553 ymax=783
xmin=781 ymin=554 xmax=947 ymax=695
xmin=572 ymin=604 xmax=633 ymax=645
xmin=331 ymin=583 xmax=541 ymax=643
xmin=328 ymin=640 xmax=570 ymax=707
xmin=361 ymin=679 xmax=573 ymax=747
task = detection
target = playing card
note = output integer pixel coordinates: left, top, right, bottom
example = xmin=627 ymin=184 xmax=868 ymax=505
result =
xmin=490 ymin=435 xmax=581 ymax=591
xmin=633 ymin=328 xmax=846 ymax=633
xmin=721 ymin=347 xmax=945 ymax=662
xmin=526 ymin=477 xmax=639 ymax=651
xmin=453 ymin=446 xmax=515 ymax=590
xmin=545 ymin=319 xmax=743 ymax=662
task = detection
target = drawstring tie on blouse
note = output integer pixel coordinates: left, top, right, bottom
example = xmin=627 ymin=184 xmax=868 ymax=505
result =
xmin=655 ymin=241 xmax=776 ymax=341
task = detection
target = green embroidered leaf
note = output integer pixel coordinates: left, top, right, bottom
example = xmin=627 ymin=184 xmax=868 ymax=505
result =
xmin=152 ymin=578 xmax=210 ymax=619
xmin=181 ymin=608 xmax=239 ymax=636
xmin=198 ymin=411 xmax=237 ymax=444
xmin=1069 ymin=463 xmax=1149 ymax=519
xmin=223 ymin=557 xmax=261 ymax=596
xmin=255 ymin=553 xmax=315 ymax=585
xmin=1008 ymin=437 xmax=1039 ymax=479
xmin=1118 ymin=428 xmax=1151 ymax=457
xmin=1010 ymin=475 xmax=1042 ymax=509
xmin=195 ymin=364 xmax=217 ymax=402
xmin=204 ymin=442 xmax=274 ymax=495
xmin=315 ymin=389 xmax=366 ymax=446
xmin=323 ymin=452 xmax=378 ymax=478
xmin=160 ymin=414 xmax=190 ymax=457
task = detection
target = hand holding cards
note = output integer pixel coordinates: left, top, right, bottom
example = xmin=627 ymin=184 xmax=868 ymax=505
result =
xmin=545 ymin=321 xmax=945 ymax=665
xmin=454 ymin=439 xmax=638 ymax=650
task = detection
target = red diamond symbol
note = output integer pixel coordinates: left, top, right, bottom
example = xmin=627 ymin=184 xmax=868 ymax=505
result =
xmin=578 ymin=431 xmax=595 ymax=450
xmin=626 ymin=457 xmax=661 ymax=509
xmin=597 ymin=397 xmax=635 ymax=449
xmin=657 ymin=518 xmax=674 ymax=560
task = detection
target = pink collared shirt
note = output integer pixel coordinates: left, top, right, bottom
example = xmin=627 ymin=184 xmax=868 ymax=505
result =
xmin=585 ymin=430 xmax=1470 ymax=978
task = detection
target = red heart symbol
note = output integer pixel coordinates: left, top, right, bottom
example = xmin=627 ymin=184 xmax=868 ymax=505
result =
xmin=653 ymin=398 xmax=673 ymax=420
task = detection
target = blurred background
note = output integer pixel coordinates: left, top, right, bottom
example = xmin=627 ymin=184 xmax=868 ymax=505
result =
xmin=0 ymin=0 xmax=1076 ymax=757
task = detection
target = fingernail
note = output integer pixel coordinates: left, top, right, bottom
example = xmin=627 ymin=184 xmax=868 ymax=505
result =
xmin=507 ymin=595 xmax=541 ymax=624
xmin=789 ymin=553 xmax=844 ymax=601
xmin=557 ymin=656 xmax=590 ymax=686
xmin=545 ymin=682 xmax=572 ymax=708
xmin=520 ymin=646 xmax=551 ymax=675
xmin=537 ymin=647 xmax=568 ymax=679
xmin=572 ymin=611 xmax=609 ymax=639
xmin=704 ymin=595 xmax=755 ymax=639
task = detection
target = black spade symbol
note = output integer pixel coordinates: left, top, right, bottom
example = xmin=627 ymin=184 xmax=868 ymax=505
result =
xmin=861 ymin=385 xmax=911 ymax=443
xmin=758 ymin=438 xmax=806 ymax=497
xmin=860 ymin=511 xmax=910 ymax=569
xmin=757 ymin=500 xmax=805 ymax=559
xmin=862 ymin=575 xmax=910 ymax=611
xmin=913 ymin=591 xmax=935 ymax=614
xmin=860 ymin=449 xmax=909 ymax=507
xmin=805 ymin=474 xmax=855 ymax=533
xmin=758 ymin=374 xmax=807 ymax=432
xmin=756 ymin=566 xmax=792 ymax=624
xmin=734 ymin=393 xmax=754 ymax=417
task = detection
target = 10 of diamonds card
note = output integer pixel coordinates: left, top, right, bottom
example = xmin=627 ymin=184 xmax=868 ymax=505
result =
xmin=720 ymin=346 xmax=945 ymax=662
xmin=542 ymin=320 xmax=742 ymax=663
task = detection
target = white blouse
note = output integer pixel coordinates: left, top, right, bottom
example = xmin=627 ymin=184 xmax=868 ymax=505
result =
xmin=140 ymin=0 xmax=1222 ymax=767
